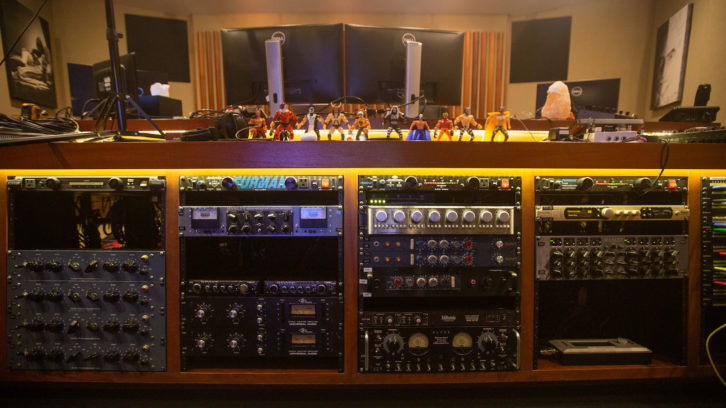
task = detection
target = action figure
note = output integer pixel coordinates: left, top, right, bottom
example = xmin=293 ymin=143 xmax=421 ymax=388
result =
xmin=407 ymin=114 xmax=431 ymax=141
xmin=349 ymin=111 xmax=371 ymax=141
xmin=324 ymin=103 xmax=349 ymax=140
xmin=484 ymin=107 xmax=511 ymax=142
xmin=433 ymin=111 xmax=453 ymax=141
xmin=384 ymin=105 xmax=405 ymax=139
xmin=454 ymin=107 xmax=482 ymax=142
xmin=270 ymin=103 xmax=298 ymax=141
xmin=296 ymin=105 xmax=325 ymax=140
xmin=248 ymin=107 xmax=268 ymax=139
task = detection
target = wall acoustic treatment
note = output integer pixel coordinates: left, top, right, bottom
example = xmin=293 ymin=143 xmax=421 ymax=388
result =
xmin=509 ymin=16 xmax=571 ymax=84
xmin=125 ymin=14 xmax=190 ymax=82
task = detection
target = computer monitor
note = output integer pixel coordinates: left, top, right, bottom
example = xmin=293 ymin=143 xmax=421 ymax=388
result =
xmin=345 ymin=25 xmax=464 ymax=106
xmin=92 ymin=52 xmax=139 ymax=101
xmin=221 ymin=24 xmax=344 ymax=105
xmin=536 ymin=78 xmax=620 ymax=118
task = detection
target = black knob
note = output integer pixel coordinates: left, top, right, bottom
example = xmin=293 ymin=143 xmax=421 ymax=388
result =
xmin=45 ymin=260 xmax=63 ymax=272
xmin=103 ymin=290 xmax=120 ymax=303
xmin=191 ymin=283 xmax=202 ymax=294
xmin=123 ymin=350 xmax=139 ymax=362
xmin=268 ymin=284 xmax=279 ymax=294
xmin=241 ymin=223 xmax=251 ymax=233
xmin=46 ymin=318 xmax=64 ymax=332
xmin=227 ymin=224 xmax=239 ymax=234
xmin=68 ymin=319 xmax=80 ymax=334
xmin=282 ymin=224 xmax=290 ymax=233
xmin=267 ymin=225 xmax=277 ymax=233
xmin=27 ymin=349 xmax=45 ymax=361
xmin=577 ymin=177 xmax=594 ymax=190
xmin=405 ymin=176 xmax=418 ymax=188
xmin=122 ymin=260 xmax=138 ymax=273
xmin=104 ymin=350 xmax=121 ymax=362
xmin=196 ymin=180 xmax=207 ymax=190
xmin=108 ymin=177 xmax=124 ymax=190
xmin=46 ymin=288 xmax=63 ymax=302
xmin=28 ymin=288 xmax=45 ymax=302
xmin=317 ymin=284 xmax=327 ymax=295
xmin=85 ymin=260 xmax=99 ymax=273
xmin=103 ymin=320 xmax=121 ymax=333
xmin=122 ymin=289 xmax=139 ymax=303
xmin=86 ymin=322 xmax=100 ymax=332
xmin=86 ymin=290 xmax=99 ymax=302
xmin=222 ymin=177 xmax=236 ymax=190
xmin=68 ymin=261 xmax=81 ymax=273
xmin=467 ymin=177 xmax=480 ymax=189
xmin=635 ymin=177 xmax=652 ymax=190
xmin=103 ymin=261 xmax=120 ymax=273
xmin=285 ymin=176 xmax=298 ymax=189
xmin=24 ymin=260 xmax=43 ymax=272
xmin=122 ymin=320 xmax=139 ymax=333
xmin=45 ymin=177 xmax=61 ymax=190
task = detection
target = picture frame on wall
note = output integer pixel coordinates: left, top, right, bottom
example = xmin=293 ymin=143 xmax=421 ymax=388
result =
xmin=650 ymin=3 xmax=693 ymax=110
xmin=0 ymin=0 xmax=57 ymax=108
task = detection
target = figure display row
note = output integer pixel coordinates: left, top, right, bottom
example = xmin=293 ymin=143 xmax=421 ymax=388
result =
xmin=233 ymin=103 xmax=510 ymax=142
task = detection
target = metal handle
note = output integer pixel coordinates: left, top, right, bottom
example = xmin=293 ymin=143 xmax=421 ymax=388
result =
xmin=364 ymin=330 xmax=370 ymax=372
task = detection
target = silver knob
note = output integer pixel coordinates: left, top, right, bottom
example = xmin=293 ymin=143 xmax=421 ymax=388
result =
xmin=601 ymin=207 xmax=614 ymax=218
xmin=463 ymin=210 xmax=476 ymax=223
xmin=228 ymin=309 xmax=238 ymax=319
xmin=427 ymin=240 xmax=437 ymax=249
xmin=416 ymin=277 xmax=427 ymax=288
xmin=446 ymin=210 xmax=459 ymax=223
xmin=496 ymin=255 xmax=504 ymax=264
xmin=411 ymin=210 xmax=423 ymax=223
xmin=429 ymin=210 xmax=441 ymax=223
xmin=427 ymin=255 xmax=438 ymax=265
xmin=480 ymin=210 xmax=494 ymax=223
xmin=428 ymin=277 xmax=439 ymax=287
xmin=229 ymin=339 xmax=238 ymax=348
xmin=497 ymin=210 xmax=511 ymax=223
xmin=439 ymin=240 xmax=449 ymax=249
xmin=375 ymin=210 xmax=388 ymax=222
xmin=439 ymin=255 xmax=450 ymax=265
xmin=393 ymin=210 xmax=406 ymax=223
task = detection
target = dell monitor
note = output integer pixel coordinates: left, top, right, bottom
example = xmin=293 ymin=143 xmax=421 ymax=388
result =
xmin=344 ymin=25 xmax=464 ymax=107
xmin=221 ymin=24 xmax=344 ymax=106
xmin=536 ymin=78 xmax=620 ymax=119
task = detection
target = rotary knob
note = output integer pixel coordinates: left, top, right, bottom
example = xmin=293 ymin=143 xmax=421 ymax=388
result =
xmin=478 ymin=332 xmax=499 ymax=353
xmin=284 ymin=177 xmax=298 ymax=189
xmin=410 ymin=210 xmax=423 ymax=223
xmin=239 ymin=283 xmax=250 ymax=294
xmin=427 ymin=239 xmax=437 ymax=249
xmin=228 ymin=309 xmax=238 ymax=319
xmin=480 ymin=210 xmax=494 ymax=223
xmin=108 ymin=177 xmax=124 ymax=190
xmin=428 ymin=277 xmax=439 ymax=287
xmin=416 ymin=277 xmax=427 ymax=288
xmin=635 ymin=177 xmax=652 ymax=190
xmin=195 ymin=305 xmax=210 ymax=320
xmin=222 ymin=177 xmax=236 ymax=190
xmin=393 ymin=210 xmax=406 ymax=223
xmin=405 ymin=176 xmax=418 ymax=188
xmin=601 ymin=207 xmax=614 ymax=218
xmin=382 ymin=333 xmax=404 ymax=354
xmin=195 ymin=334 xmax=212 ymax=352
xmin=577 ymin=177 xmax=594 ymax=190
xmin=122 ymin=260 xmax=138 ymax=273
xmin=427 ymin=255 xmax=438 ymax=265
xmin=228 ymin=338 xmax=240 ymax=349
xmin=467 ymin=177 xmax=480 ymax=189
xmin=446 ymin=210 xmax=459 ymax=223
xmin=67 ymin=261 xmax=81 ymax=273
xmin=45 ymin=177 xmax=61 ymax=189
xmin=428 ymin=210 xmax=441 ymax=223
xmin=375 ymin=210 xmax=388 ymax=223
xmin=439 ymin=255 xmax=450 ymax=265
xmin=497 ymin=210 xmax=510 ymax=223
xmin=463 ymin=210 xmax=476 ymax=223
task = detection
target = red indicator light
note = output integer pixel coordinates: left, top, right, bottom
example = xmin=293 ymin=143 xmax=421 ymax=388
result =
xmin=501 ymin=179 xmax=510 ymax=189
xmin=668 ymin=180 xmax=677 ymax=189
xmin=321 ymin=178 xmax=330 ymax=189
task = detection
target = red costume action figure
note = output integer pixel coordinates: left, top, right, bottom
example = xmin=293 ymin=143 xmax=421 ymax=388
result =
xmin=248 ymin=107 xmax=268 ymax=139
xmin=270 ymin=103 xmax=298 ymax=141
xmin=433 ymin=112 xmax=453 ymax=141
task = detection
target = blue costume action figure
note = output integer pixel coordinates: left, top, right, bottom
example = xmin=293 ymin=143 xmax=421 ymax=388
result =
xmin=407 ymin=114 xmax=431 ymax=141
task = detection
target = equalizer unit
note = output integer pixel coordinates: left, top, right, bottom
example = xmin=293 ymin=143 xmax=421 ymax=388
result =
xmin=358 ymin=175 xmax=521 ymax=373
xmin=178 ymin=175 xmax=344 ymax=370
xmin=534 ymin=176 xmax=688 ymax=367
xmin=5 ymin=176 xmax=167 ymax=371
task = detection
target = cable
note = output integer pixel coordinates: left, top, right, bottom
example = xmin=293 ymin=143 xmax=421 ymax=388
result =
xmin=641 ymin=139 xmax=670 ymax=196
xmin=0 ymin=0 xmax=49 ymax=67
xmin=511 ymin=115 xmax=538 ymax=142
xmin=706 ymin=322 xmax=726 ymax=387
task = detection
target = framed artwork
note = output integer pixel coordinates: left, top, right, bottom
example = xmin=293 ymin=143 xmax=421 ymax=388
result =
xmin=651 ymin=3 xmax=693 ymax=109
xmin=0 ymin=0 xmax=57 ymax=107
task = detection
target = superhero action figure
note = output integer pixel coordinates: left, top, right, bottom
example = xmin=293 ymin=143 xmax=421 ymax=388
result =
xmin=296 ymin=105 xmax=325 ymax=140
xmin=269 ymin=103 xmax=298 ymax=141
xmin=484 ymin=107 xmax=511 ymax=142
xmin=384 ymin=105 xmax=405 ymax=139
xmin=248 ymin=107 xmax=268 ymax=139
xmin=454 ymin=107 xmax=482 ymax=141
xmin=433 ymin=111 xmax=453 ymax=141
xmin=349 ymin=111 xmax=371 ymax=140
xmin=407 ymin=114 xmax=431 ymax=141
xmin=324 ymin=102 xmax=349 ymax=140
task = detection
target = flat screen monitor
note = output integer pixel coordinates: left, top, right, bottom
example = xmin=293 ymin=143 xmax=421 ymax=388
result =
xmin=67 ymin=63 xmax=95 ymax=116
xmin=536 ymin=78 xmax=620 ymax=118
xmin=345 ymin=25 xmax=464 ymax=106
xmin=92 ymin=52 xmax=139 ymax=101
xmin=221 ymin=24 xmax=344 ymax=105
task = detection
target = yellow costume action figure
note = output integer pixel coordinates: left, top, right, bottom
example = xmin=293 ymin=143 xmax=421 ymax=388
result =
xmin=349 ymin=111 xmax=371 ymax=141
xmin=484 ymin=107 xmax=511 ymax=142
xmin=454 ymin=107 xmax=482 ymax=142
xmin=324 ymin=103 xmax=349 ymax=140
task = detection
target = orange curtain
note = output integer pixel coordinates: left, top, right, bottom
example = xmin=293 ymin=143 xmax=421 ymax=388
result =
xmin=194 ymin=30 xmax=506 ymax=118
